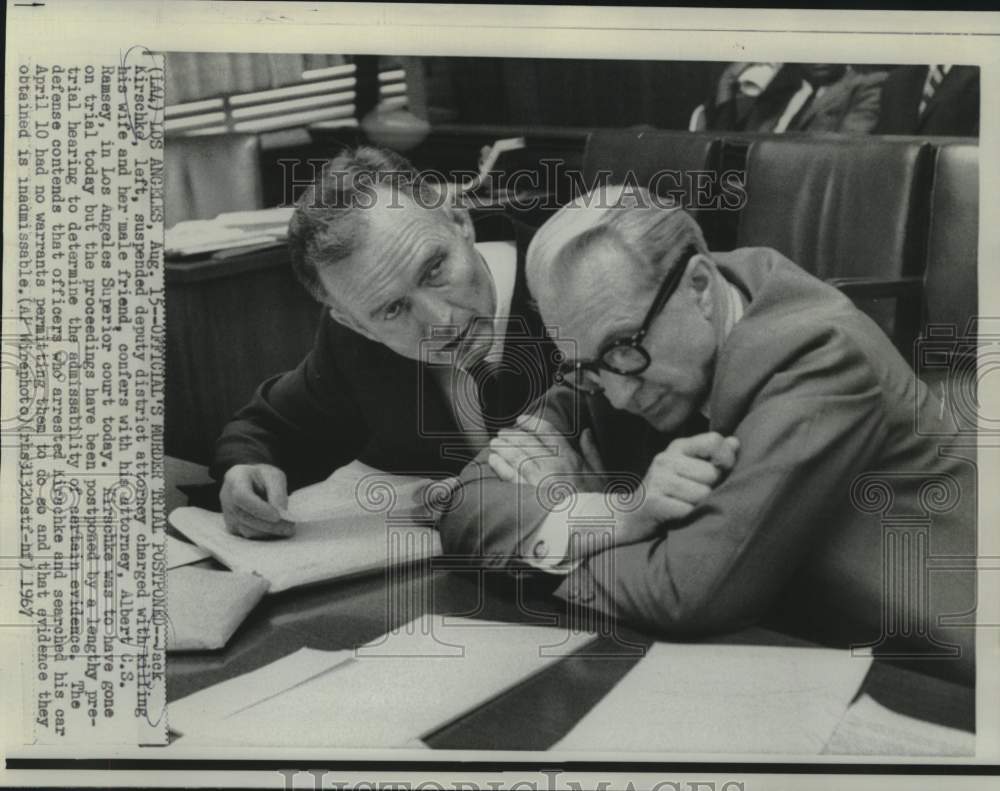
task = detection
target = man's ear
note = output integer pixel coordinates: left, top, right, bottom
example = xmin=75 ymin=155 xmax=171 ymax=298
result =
xmin=686 ymin=255 xmax=715 ymax=320
xmin=441 ymin=197 xmax=475 ymax=242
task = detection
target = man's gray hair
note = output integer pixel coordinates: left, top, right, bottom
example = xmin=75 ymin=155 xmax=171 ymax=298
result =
xmin=287 ymin=146 xmax=439 ymax=303
xmin=526 ymin=186 xmax=709 ymax=301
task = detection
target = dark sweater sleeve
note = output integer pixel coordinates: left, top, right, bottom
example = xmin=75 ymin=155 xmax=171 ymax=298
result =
xmin=210 ymin=318 xmax=369 ymax=489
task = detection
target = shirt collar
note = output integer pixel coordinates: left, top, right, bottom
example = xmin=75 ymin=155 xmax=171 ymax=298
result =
xmin=701 ymin=278 xmax=746 ymax=419
xmin=471 ymin=241 xmax=517 ymax=364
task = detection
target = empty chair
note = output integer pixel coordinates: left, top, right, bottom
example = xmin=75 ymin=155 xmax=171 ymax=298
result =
xmin=736 ymin=136 xmax=934 ymax=348
xmin=581 ymin=129 xmax=727 ymax=246
xmin=924 ymin=142 xmax=978 ymax=336
xmin=914 ymin=142 xmax=978 ymax=423
xmin=165 ymin=133 xmax=264 ymax=227
xmin=737 ymin=136 xmax=933 ymax=281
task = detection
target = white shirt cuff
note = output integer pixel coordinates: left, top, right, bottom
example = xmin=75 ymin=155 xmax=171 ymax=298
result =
xmin=523 ymin=492 xmax=616 ymax=574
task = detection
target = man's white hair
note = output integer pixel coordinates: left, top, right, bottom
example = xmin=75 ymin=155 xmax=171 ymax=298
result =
xmin=526 ymin=185 xmax=708 ymax=299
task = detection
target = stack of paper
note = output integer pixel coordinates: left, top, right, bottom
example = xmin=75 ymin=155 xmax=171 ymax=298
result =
xmin=169 ymin=616 xmax=597 ymax=746
xmin=552 ymin=643 xmax=873 ymax=755
xmin=213 ymin=207 xmax=295 ymax=237
xmin=168 ymin=461 xmax=444 ymax=592
xmin=165 ymin=207 xmax=295 ymax=257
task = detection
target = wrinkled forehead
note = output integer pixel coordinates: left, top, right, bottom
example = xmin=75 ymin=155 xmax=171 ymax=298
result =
xmin=325 ymin=188 xmax=452 ymax=304
xmin=354 ymin=187 xmax=457 ymax=257
xmin=362 ymin=184 xmax=448 ymax=233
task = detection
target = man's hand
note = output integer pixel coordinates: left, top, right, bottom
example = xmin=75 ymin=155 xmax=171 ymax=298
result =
xmin=618 ymin=432 xmax=740 ymax=545
xmin=220 ymin=463 xmax=294 ymax=540
xmin=487 ymin=415 xmax=603 ymax=488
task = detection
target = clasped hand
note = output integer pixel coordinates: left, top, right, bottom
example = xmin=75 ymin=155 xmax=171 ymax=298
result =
xmin=488 ymin=415 xmax=604 ymax=490
xmin=489 ymin=417 xmax=739 ymax=545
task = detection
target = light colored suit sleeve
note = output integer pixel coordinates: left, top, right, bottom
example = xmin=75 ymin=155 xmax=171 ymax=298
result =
xmin=837 ymin=70 xmax=887 ymax=133
xmin=556 ymin=328 xmax=887 ymax=634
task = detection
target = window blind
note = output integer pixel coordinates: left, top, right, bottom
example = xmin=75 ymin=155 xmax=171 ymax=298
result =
xmin=165 ymin=62 xmax=409 ymax=137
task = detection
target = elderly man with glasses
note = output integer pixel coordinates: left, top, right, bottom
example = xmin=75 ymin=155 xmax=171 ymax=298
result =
xmin=438 ymin=186 xmax=975 ymax=680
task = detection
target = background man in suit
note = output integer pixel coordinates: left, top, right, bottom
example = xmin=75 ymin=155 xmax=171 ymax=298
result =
xmin=439 ymin=187 xmax=976 ymax=681
xmin=213 ymin=147 xmax=559 ymax=539
xmin=691 ymin=62 xmax=886 ymax=134
xmin=874 ymin=65 xmax=979 ymax=136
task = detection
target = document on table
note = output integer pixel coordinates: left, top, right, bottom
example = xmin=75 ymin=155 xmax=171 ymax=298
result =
xmin=165 ymin=208 xmax=295 ymax=256
xmin=168 ymin=461 xmax=444 ymax=592
xmin=169 ymin=616 xmax=597 ymax=747
xmin=164 ymin=219 xmax=280 ymax=257
xmin=822 ymin=693 xmax=974 ymax=756
xmin=552 ymin=643 xmax=873 ymax=755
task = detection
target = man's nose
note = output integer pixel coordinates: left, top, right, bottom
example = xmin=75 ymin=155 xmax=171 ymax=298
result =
xmin=412 ymin=294 xmax=454 ymax=330
xmin=601 ymin=371 xmax=642 ymax=410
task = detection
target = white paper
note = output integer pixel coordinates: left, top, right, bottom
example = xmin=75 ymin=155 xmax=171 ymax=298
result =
xmin=285 ymin=460 xmax=436 ymax=523
xmin=166 ymin=534 xmax=212 ymax=569
xmin=168 ymin=461 xmax=443 ymax=592
xmin=169 ymin=648 xmax=354 ymax=735
xmin=552 ymin=643 xmax=873 ymax=755
xmin=164 ymin=219 xmax=279 ymax=255
xmin=822 ymin=693 xmax=974 ymax=756
xmin=214 ymin=207 xmax=296 ymax=227
xmin=176 ymin=616 xmax=596 ymax=747
xmin=169 ymin=507 xmax=442 ymax=592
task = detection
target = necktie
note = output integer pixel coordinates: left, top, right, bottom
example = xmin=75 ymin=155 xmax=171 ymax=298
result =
xmin=918 ymin=65 xmax=946 ymax=117
xmin=465 ymin=355 xmax=505 ymax=433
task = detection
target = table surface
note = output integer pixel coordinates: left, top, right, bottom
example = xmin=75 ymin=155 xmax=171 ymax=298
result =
xmin=163 ymin=457 xmax=975 ymax=751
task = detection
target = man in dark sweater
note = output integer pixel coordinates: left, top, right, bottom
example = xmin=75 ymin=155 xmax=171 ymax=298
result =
xmin=213 ymin=147 xmax=559 ymax=538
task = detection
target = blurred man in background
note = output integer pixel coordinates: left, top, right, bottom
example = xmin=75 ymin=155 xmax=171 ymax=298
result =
xmin=691 ymin=62 xmax=886 ymax=134
xmin=874 ymin=64 xmax=979 ymax=136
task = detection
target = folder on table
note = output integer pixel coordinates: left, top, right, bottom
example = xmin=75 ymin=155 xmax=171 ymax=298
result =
xmin=167 ymin=566 xmax=269 ymax=652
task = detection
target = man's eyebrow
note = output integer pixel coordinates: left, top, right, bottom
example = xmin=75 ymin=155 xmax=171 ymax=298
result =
xmin=366 ymin=244 xmax=443 ymax=319
xmin=587 ymin=317 xmax=637 ymax=360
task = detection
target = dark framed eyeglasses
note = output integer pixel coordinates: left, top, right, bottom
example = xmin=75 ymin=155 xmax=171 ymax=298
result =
xmin=555 ymin=243 xmax=700 ymax=395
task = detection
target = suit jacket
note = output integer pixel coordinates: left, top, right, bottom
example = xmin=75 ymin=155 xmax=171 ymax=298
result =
xmin=707 ymin=65 xmax=886 ymax=134
xmin=874 ymin=65 xmax=979 ymax=136
xmin=211 ymin=241 xmax=560 ymax=489
xmin=440 ymin=247 xmax=976 ymax=680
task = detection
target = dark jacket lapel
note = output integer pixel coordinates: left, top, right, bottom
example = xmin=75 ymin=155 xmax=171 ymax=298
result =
xmin=488 ymin=243 xmax=560 ymax=429
xmin=918 ymin=66 xmax=977 ymax=131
